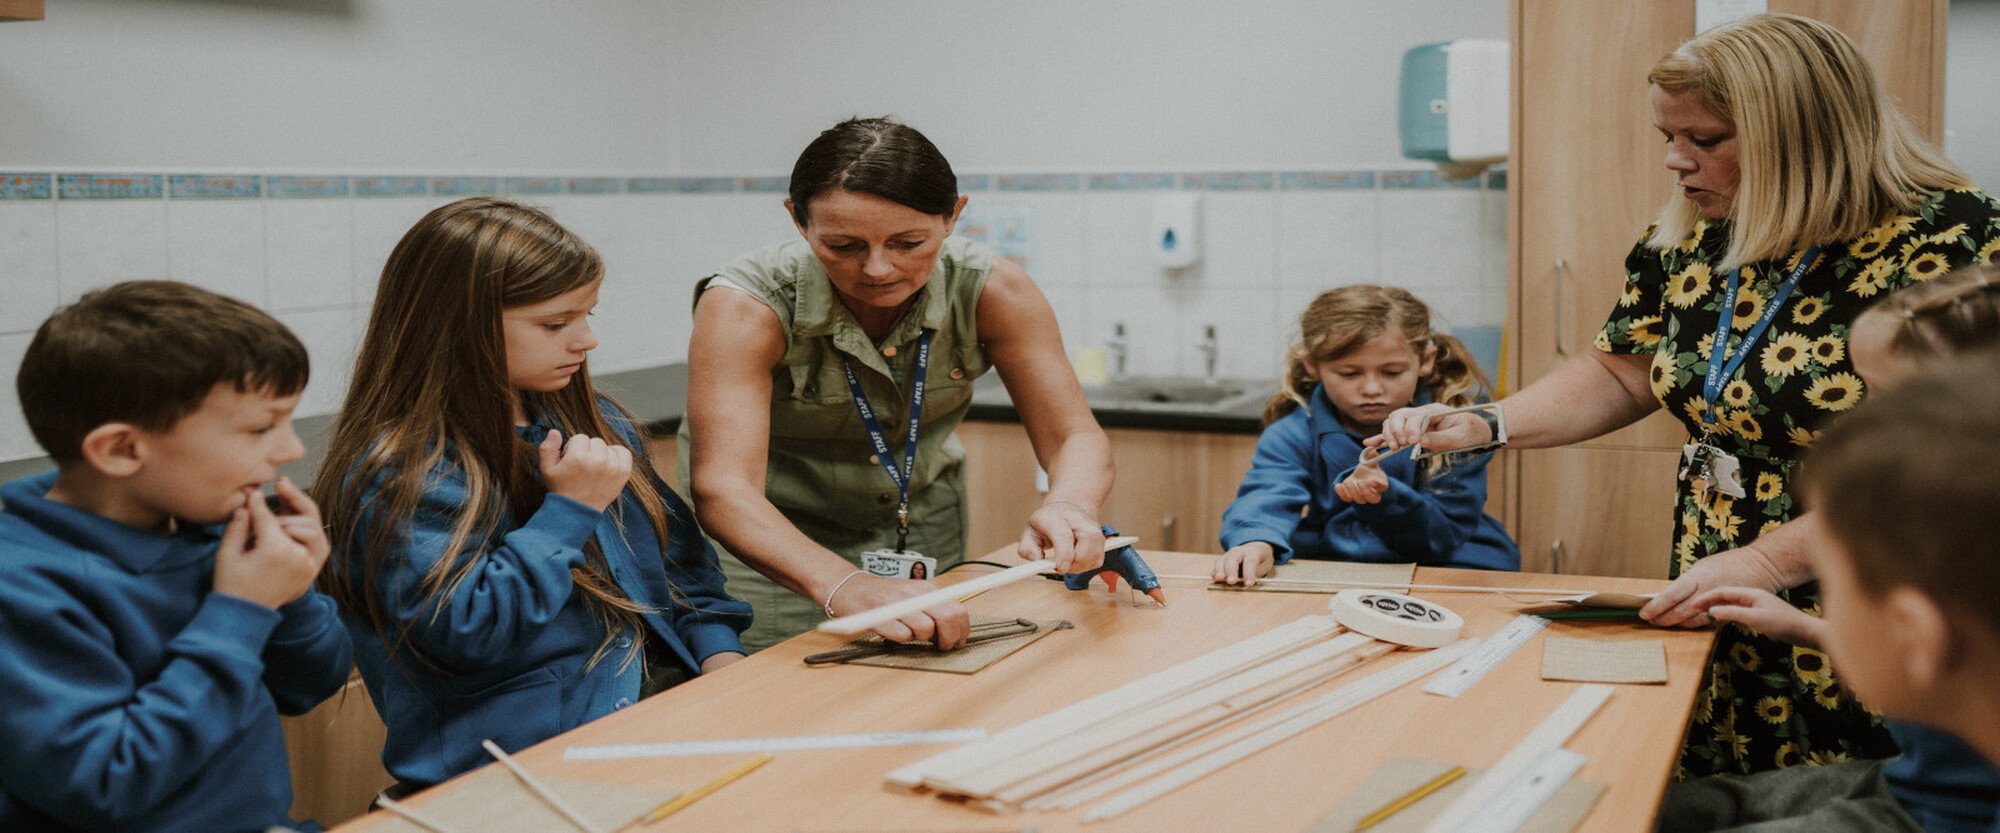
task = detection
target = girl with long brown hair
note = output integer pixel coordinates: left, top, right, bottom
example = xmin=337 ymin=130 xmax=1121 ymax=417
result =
xmin=1212 ymin=285 xmax=1517 ymax=586
xmin=314 ymin=197 xmax=748 ymax=792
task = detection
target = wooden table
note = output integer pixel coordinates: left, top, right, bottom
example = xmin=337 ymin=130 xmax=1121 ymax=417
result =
xmin=335 ymin=551 xmax=1716 ymax=832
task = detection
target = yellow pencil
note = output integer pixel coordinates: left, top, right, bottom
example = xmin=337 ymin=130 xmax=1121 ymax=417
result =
xmin=1353 ymin=765 xmax=1466 ymax=830
xmin=644 ymin=753 xmax=773 ymax=823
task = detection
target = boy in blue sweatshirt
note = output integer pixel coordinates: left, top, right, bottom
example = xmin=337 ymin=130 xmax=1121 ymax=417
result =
xmin=0 ymin=281 xmax=353 ymax=832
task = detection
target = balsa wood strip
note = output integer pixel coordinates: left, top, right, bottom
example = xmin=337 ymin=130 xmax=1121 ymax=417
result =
xmin=822 ymin=537 xmax=1140 ymax=635
xmin=1419 ymin=684 xmax=1614 ymax=833
xmin=992 ymin=640 xmax=1396 ymax=807
xmin=1080 ymin=639 xmax=1479 ymax=822
xmin=973 ymin=634 xmax=1379 ymax=802
xmin=886 ymin=615 xmax=1344 ymax=791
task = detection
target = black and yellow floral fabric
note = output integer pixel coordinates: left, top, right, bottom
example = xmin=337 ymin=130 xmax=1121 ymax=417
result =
xmin=1595 ymin=188 xmax=2000 ymax=778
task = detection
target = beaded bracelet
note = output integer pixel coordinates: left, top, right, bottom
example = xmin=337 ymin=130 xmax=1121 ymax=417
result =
xmin=823 ymin=569 xmax=867 ymax=618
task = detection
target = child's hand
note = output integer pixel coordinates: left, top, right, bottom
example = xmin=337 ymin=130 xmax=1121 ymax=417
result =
xmin=1689 ymin=586 xmax=1830 ymax=650
xmin=539 ymin=429 xmax=632 ymax=511
xmin=212 ymin=486 xmax=329 ymax=610
xmin=1334 ymin=462 xmax=1391 ymax=505
xmin=1213 ymin=542 xmax=1275 ymax=587
xmin=268 ymin=476 xmax=330 ymax=566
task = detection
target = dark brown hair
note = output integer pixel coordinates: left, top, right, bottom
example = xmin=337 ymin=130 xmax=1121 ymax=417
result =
xmin=1804 ymin=351 xmax=2000 ymax=634
xmin=314 ymin=197 xmax=669 ymax=674
xmin=17 ymin=280 xmax=307 ymax=464
xmin=788 ymin=117 xmax=959 ymax=225
xmin=1864 ymin=264 xmax=2000 ymax=358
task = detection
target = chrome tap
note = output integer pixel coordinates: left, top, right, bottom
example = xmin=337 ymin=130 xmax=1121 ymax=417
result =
xmin=1198 ymin=324 xmax=1219 ymax=385
xmin=1107 ymin=322 xmax=1129 ymax=381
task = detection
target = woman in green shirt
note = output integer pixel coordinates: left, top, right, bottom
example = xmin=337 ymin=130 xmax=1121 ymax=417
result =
xmin=682 ymin=118 xmax=1112 ymax=652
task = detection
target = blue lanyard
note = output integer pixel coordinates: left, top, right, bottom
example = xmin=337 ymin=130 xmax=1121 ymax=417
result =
xmin=839 ymin=328 xmax=932 ymax=552
xmin=1701 ymin=246 xmax=1822 ymax=430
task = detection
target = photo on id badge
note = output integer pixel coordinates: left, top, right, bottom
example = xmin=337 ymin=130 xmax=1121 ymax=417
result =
xmin=862 ymin=549 xmax=937 ymax=580
xmin=1679 ymin=441 xmax=1744 ymax=498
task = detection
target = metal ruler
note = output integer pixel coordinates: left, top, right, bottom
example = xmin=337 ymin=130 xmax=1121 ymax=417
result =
xmin=1422 ymin=614 xmax=1548 ymax=697
xmin=563 ymin=727 xmax=988 ymax=761
xmin=1474 ymin=748 xmax=1588 ymax=833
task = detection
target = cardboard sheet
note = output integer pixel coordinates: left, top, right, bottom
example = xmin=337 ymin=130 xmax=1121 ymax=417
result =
xmin=373 ymin=766 xmax=675 ymax=833
xmin=1307 ymin=757 xmax=1604 ymax=833
xmin=1541 ymin=636 xmax=1669 ymax=685
xmin=831 ymin=617 xmax=1069 ymax=675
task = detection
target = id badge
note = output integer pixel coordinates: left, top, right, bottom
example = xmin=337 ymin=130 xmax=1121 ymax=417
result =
xmin=861 ymin=549 xmax=939 ymax=581
xmin=1679 ymin=442 xmax=1746 ymax=499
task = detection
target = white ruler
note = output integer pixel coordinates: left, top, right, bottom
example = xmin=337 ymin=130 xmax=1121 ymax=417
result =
xmin=1476 ymin=748 xmax=1589 ymax=833
xmin=1422 ymin=614 xmax=1548 ymax=697
xmin=563 ymin=727 xmax=987 ymax=761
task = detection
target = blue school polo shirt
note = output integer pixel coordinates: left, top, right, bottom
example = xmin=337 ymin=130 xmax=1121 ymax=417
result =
xmin=0 ymin=472 xmax=352 ymax=833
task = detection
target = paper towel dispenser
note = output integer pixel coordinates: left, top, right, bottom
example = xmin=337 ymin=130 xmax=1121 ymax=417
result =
xmin=1399 ymin=39 xmax=1509 ymax=179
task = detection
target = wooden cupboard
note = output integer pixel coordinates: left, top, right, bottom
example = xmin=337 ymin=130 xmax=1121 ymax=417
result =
xmin=1506 ymin=0 xmax=1949 ymax=578
xmin=958 ymin=422 xmax=1259 ymax=558
xmin=280 ymin=674 xmax=393 ymax=827
xmin=0 ymin=0 xmax=42 ymax=21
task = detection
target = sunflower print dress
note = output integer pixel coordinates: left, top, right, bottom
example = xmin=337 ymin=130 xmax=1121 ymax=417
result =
xmin=1594 ymin=188 xmax=2000 ymax=779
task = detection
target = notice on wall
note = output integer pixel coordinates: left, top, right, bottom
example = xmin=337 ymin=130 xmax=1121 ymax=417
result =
xmin=1696 ymin=0 xmax=1766 ymax=33
xmin=955 ymin=200 xmax=1037 ymax=269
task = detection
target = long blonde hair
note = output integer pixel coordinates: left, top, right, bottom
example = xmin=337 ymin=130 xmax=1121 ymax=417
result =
xmin=314 ymin=197 xmax=671 ymax=675
xmin=1265 ymin=285 xmax=1493 ymax=427
xmin=1644 ymin=13 xmax=1968 ymax=269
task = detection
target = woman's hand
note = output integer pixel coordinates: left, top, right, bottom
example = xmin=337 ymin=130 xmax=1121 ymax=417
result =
xmin=1640 ymin=546 xmax=1789 ymax=628
xmin=1333 ymin=463 xmax=1390 ymax=505
xmin=828 ymin=573 xmax=971 ymax=650
xmin=1020 ymin=501 xmax=1106 ymax=574
xmin=1688 ymin=587 xmax=1829 ymax=650
xmin=539 ymin=429 xmax=631 ymax=511
xmin=1376 ymin=403 xmax=1492 ymax=454
xmin=1212 ymin=542 xmax=1275 ymax=587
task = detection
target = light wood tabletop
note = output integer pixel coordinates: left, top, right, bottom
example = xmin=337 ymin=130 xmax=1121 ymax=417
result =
xmin=333 ymin=550 xmax=1717 ymax=833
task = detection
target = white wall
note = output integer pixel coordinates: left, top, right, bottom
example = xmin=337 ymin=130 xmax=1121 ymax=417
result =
xmin=1948 ymin=0 xmax=2000 ymax=190
xmin=0 ymin=0 xmax=684 ymax=171
xmin=666 ymin=0 xmax=1509 ymax=173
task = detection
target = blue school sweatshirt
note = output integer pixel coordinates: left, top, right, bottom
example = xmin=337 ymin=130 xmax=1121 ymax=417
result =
xmin=1884 ymin=722 xmax=2000 ymax=833
xmin=342 ymin=403 xmax=751 ymax=788
xmin=0 ymin=472 xmax=352 ymax=833
xmin=1218 ymin=385 xmax=1518 ymax=570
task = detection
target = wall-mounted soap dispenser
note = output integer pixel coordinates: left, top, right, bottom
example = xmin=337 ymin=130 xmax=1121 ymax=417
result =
xmin=1151 ymin=192 xmax=1202 ymax=270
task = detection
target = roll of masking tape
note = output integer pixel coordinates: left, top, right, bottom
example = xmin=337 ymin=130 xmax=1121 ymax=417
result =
xmin=1330 ymin=589 xmax=1464 ymax=648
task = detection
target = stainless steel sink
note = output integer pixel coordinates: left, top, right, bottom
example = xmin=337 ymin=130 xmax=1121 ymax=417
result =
xmin=1081 ymin=376 xmax=1266 ymax=412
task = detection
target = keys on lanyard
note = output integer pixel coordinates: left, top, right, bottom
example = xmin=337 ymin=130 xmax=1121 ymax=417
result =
xmin=840 ymin=329 xmax=933 ymax=552
xmin=1685 ymin=247 xmax=1822 ymax=499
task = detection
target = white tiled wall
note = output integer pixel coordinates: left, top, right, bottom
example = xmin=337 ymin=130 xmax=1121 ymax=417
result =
xmin=0 ymin=175 xmax=1506 ymax=462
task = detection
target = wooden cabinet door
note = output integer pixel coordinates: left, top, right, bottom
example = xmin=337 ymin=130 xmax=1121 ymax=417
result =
xmin=282 ymin=675 xmax=393 ymax=827
xmin=956 ymin=421 xmax=1046 ymax=556
xmin=1101 ymin=427 xmax=1200 ymax=552
xmin=1514 ymin=446 xmax=1681 ymax=579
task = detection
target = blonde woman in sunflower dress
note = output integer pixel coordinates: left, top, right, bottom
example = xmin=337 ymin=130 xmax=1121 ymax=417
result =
xmin=1381 ymin=13 xmax=2000 ymax=780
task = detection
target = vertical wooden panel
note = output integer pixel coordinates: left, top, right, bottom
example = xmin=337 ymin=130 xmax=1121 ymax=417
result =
xmin=282 ymin=676 xmax=394 ymax=827
xmin=0 ymin=0 xmax=44 ymax=21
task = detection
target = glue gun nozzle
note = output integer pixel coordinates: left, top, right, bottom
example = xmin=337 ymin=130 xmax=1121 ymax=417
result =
xmin=1146 ymin=588 xmax=1168 ymax=607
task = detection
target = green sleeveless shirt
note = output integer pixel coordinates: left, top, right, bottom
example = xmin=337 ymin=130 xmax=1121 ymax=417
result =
xmin=677 ymin=237 xmax=995 ymax=649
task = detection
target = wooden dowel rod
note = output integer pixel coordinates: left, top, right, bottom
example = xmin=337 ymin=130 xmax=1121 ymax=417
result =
xmin=481 ymin=740 xmax=605 ymax=833
xmin=375 ymin=796 xmax=459 ymax=833
xmin=820 ymin=536 xmax=1138 ymax=635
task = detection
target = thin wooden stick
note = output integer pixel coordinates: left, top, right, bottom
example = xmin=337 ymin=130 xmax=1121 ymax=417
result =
xmin=375 ymin=796 xmax=459 ymax=833
xmin=1419 ymin=684 xmax=1612 ymax=833
xmin=821 ymin=536 xmax=1138 ymax=635
xmin=1157 ymin=573 xmax=1600 ymax=597
xmin=481 ymin=739 xmax=606 ymax=833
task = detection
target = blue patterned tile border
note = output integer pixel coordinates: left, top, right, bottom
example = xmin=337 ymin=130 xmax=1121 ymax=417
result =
xmin=956 ymin=174 xmax=991 ymax=192
xmin=564 ymin=177 xmax=622 ymax=194
xmin=0 ymin=173 xmax=53 ymax=200
xmin=1485 ymin=168 xmax=1508 ymax=191
xmin=674 ymin=177 xmax=734 ymax=193
xmin=265 ymin=176 xmax=350 ymax=198
xmin=1181 ymin=171 xmax=1276 ymax=190
xmin=1281 ymin=170 xmax=1376 ymax=190
xmin=170 ymin=174 xmax=261 ymax=199
xmin=738 ymin=176 xmax=789 ymax=193
xmin=996 ymin=173 xmax=1081 ymax=192
xmin=1380 ymin=169 xmax=1480 ymax=189
xmin=353 ymin=176 xmax=428 ymax=197
xmin=1088 ymin=172 xmax=1177 ymax=190
xmin=504 ymin=177 xmax=563 ymax=195
xmin=59 ymin=174 xmax=163 ymax=199
xmin=431 ymin=176 xmax=498 ymax=196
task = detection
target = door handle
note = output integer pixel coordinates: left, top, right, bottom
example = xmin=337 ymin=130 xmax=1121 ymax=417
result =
xmin=1551 ymin=538 xmax=1567 ymax=574
xmin=1160 ymin=516 xmax=1178 ymax=551
xmin=1553 ymin=257 xmax=1571 ymax=357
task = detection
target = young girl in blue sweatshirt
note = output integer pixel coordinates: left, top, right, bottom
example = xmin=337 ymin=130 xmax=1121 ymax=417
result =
xmin=1213 ymin=285 xmax=1518 ymax=585
xmin=314 ymin=197 xmax=750 ymax=792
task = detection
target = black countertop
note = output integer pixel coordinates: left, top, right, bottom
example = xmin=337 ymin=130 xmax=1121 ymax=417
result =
xmin=0 ymin=362 xmax=1263 ymax=487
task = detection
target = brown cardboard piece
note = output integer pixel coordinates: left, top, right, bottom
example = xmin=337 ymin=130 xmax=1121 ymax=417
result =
xmin=838 ymin=617 xmax=1070 ymax=675
xmin=1541 ymin=636 xmax=1669 ymax=684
